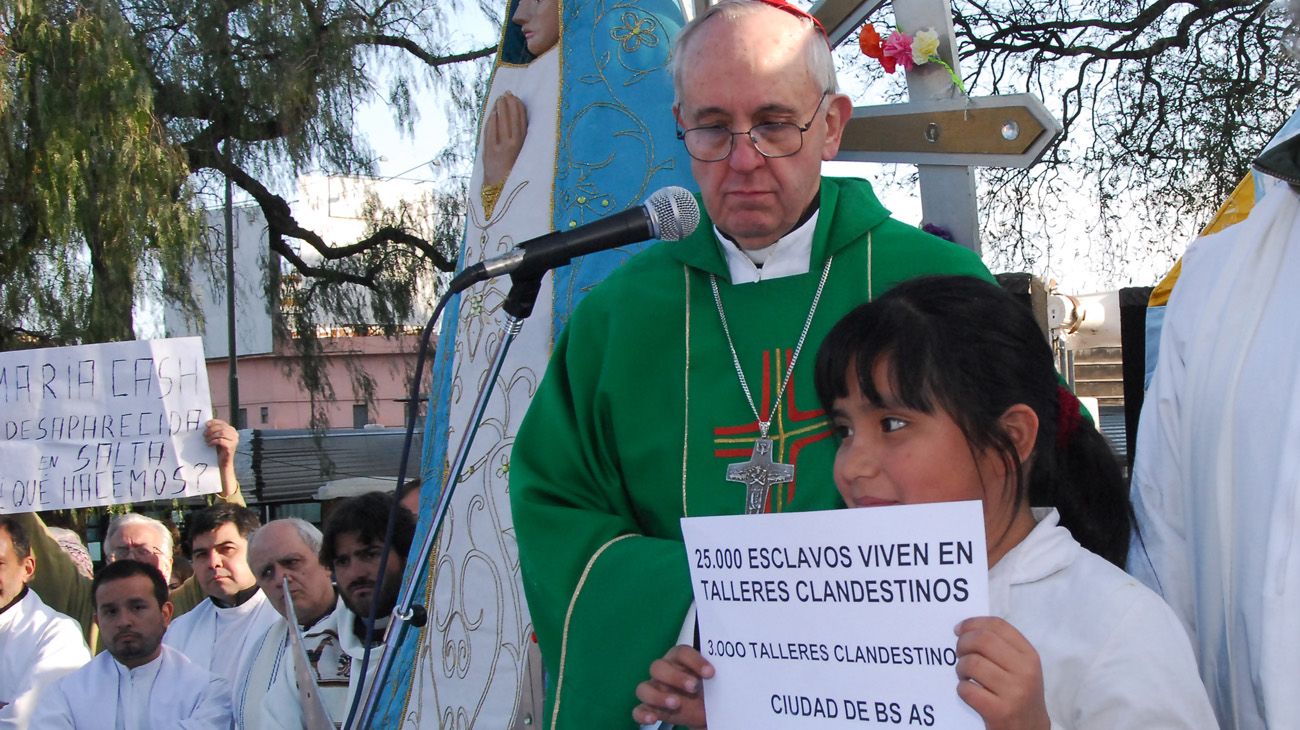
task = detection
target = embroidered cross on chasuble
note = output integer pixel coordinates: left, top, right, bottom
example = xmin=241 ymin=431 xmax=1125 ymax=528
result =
xmin=714 ymin=347 xmax=834 ymax=513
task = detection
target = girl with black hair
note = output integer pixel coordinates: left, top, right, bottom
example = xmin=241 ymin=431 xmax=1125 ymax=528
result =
xmin=633 ymin=276 xmax=1215 ymax=729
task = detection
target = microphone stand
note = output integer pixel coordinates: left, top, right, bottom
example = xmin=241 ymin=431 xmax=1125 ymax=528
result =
xmin=353 ymin=271 xmax=545 ymax=729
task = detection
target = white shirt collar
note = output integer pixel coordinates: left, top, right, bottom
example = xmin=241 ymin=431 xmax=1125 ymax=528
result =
xmin=113 ymin=650 xmax=165 ymax=730
xmin=113 ymin=648 xmax=165 ymax=680
xmin=992 ymin=508 xmax=1077 ymax=579
xmin=716 ymin=210 xmax=819 ymax=284
xmin=0 ymin=587 xmax=31 ymax=627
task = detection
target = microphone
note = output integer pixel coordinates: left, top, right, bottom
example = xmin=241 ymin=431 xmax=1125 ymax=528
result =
xmin=448 ymin=186 xmax=700 ymax=294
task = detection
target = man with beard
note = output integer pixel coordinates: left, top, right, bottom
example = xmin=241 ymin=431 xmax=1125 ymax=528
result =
xmin=32 ymin=560 xmax=232 ymax=728
xmin=165 ymin=504 xmax=280 ymax=690
xmin=320 ymin=491 xmax=414 ymax=639
xmin=256 ymin=492 xmax=415 ymax=729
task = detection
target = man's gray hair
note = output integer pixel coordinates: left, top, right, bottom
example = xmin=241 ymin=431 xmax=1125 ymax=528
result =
xmin=105 ymin=512 xmax=173 ymax=555
xmin=248 ymin=517 xmax=323 ymax=555
xmin=670 ymin=0 xmax=838 ymax=104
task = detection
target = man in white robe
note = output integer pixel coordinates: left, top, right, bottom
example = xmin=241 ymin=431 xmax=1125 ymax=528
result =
xmin=258 ymin=492 xmax=415 ymax=729
xmin=1129 ymin=131 xmax=1300 ymax=728
xmin=258 ymin=597 xmax=380 ymax=730
xmin=0 ymin=516 xmax=91 ymax=728
xmin=32 ymin=560 xmax=232 ymax=728
xmin=165 ymin=504 xmax=280 ymax=689
xmin=234 ymin=518 xmax=341 ymax=729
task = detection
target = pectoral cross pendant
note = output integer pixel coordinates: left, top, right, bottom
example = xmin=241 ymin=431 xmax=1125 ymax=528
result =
xmin=726 ymin=437 xmax=795 ymax=514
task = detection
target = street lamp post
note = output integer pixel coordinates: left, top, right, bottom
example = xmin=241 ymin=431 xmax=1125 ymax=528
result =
xmin=224 ymin=138 xmax=241 ymax=428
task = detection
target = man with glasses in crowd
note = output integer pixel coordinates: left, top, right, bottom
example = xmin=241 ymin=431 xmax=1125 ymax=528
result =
xmin=509 ymin=1 xmax=994 ymax=726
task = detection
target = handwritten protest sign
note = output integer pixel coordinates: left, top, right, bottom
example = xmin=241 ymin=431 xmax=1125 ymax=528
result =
xmin=681 ymin=500 xmax=989 ymax=729
xmin=0 ymin=337 xmax=220 ymax=513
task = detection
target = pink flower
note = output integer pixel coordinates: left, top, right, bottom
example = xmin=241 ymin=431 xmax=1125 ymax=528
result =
xmin=882 ymin=31 xmax=915 ymax=72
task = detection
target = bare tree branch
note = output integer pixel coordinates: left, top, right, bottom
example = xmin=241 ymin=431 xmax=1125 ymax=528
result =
xmin=354 ymin=36 xmax=497 ymax=67
xmin=188 ymin=140 xmax=458 ymax=287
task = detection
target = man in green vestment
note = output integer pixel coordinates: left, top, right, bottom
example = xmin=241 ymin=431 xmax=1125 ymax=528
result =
xmin=510 ymin=2 xmax=995 ymax=727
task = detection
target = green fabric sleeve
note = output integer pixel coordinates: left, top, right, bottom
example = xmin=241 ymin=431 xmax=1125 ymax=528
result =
xmin=512 ymin=318 xmax=695 ymax=730
xmin=222 ymin=484 xmax=247 ymax=508
xmin=169 ymin=577 xmax=206 ymax=616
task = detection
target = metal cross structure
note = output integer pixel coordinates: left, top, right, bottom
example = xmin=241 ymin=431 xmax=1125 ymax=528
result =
xmin=819 ymin=0 xmax=1060 ymax=253
xmin=694 ymin=0 xmax=1062 ymax=254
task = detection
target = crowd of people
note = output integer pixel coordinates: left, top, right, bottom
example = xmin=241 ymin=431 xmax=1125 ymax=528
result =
xmin=0 ymin=420 xmax=416 ymax=728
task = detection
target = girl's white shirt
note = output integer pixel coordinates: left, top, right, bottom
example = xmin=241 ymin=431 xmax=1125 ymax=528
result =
xmin=994 ymin=509 xmax=1216 ymax=729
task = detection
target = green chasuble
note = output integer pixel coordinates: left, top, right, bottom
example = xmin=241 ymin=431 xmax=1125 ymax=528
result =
xmin=510 ymin=176 xmax=993 ymax=729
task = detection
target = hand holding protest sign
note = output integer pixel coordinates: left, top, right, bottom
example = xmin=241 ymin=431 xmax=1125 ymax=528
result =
xmin=0 ymin=337 xmax=221 ymax=513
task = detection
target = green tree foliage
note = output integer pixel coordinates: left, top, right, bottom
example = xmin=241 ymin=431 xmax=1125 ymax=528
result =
xmin=0 ymin=0 xmax=200 ymax=346
xmin=0 ymin=0 xmax=497 ymax=355
xmin=144 ymin=0 xmax=495 ymax=334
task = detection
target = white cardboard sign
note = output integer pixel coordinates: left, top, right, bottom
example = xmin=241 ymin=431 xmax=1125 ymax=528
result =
xmin=0 ymin=337 xmax=220 ymax=513
xmin=681 ymin=500 xmax=990 ymax=729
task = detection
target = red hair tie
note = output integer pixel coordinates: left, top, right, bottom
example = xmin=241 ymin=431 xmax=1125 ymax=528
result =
xmin=1056 ymin=385 xmax=1083 ymax=449
xmin=753 ymin=0 xmax=828 ymax=39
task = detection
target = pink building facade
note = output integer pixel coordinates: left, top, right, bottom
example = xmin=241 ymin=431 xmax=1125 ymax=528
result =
xmin=205 ymin=333 xmax=425 ymax=430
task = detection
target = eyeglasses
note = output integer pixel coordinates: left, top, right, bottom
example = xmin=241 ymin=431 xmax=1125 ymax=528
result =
xmin=676 ymin=92 xmax=829 ymax=163
xmin=110 ymin=545 xmax=166 ymax=562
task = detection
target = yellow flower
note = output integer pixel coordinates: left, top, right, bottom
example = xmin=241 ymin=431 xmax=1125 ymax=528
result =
xmin=611 ymin=12 xmax=659 ymax=53
xmin=911 ymin=28 xmax=940 ymax=65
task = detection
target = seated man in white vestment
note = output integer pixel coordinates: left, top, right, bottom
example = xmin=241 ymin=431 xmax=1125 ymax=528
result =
xmin=33 ymin=560 xmax=232 ymax=728
xmin=234 ymin=518 xmax=340 ymax=729
xmin=0 ymin=516 xmax=91 ymax=728
xmin=257 ymin=492 xmax=416 ymax=729
xmin=165 ymin=503 xmax=280 ymax=689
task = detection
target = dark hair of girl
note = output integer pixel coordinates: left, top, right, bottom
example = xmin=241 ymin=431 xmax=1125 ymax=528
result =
xmin=813 ymin=275 xmax=1132 ymax=567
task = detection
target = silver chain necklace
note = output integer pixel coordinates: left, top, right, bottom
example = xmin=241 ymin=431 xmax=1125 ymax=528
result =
xmin=710 ymin=255 xmax=833 ymax=514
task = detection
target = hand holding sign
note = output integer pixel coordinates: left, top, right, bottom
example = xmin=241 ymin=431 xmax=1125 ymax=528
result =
xmin=954 ymin=617 xmax=1050 ymax=730
xmin=632 ymin=644 xmax=713 ymax=728
xmin=203 ymin=419 xmax=240 ymax=498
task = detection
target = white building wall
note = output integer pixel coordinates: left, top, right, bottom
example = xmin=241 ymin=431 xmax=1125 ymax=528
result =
xmin=165 ymin=204 xmax=275 ymax=357
xmin=164 ymin=174 xmax=440 ymax=356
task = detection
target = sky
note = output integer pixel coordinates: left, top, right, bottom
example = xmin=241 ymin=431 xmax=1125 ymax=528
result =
xmin=313 ymin=1 xmax=1196 ymax=298
xmin=144 ymin=2 xmax=1245 ymax=359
